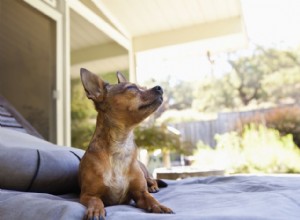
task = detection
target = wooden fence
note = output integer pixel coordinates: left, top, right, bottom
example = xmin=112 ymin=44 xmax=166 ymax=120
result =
xmin=171 ymin=107 xmax=279 ymax=147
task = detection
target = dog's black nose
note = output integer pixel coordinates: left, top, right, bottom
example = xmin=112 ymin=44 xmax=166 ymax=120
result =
xmin=154 ymin=85 xmax=163 ymax=95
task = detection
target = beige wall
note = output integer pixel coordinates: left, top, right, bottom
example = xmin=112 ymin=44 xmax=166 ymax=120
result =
xmin=0 ymin=0 xmax=56 ymax=141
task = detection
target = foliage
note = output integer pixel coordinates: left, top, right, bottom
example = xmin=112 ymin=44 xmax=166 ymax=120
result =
xmin=140 ymin=46 xmax=300 ymax=115
xmin=191 ymin=45 xmax=300 ymax=112
xmin=227 ymin=49 xmax=267 ymax=106
xmin=134 ymin=124 xmax=182 ymax=152
xmin=71 ymin=78 xmax=95 ymax=149
xmin=193 ymin=124 xmax=300 ymax=174
xmin=192 ymin=76 xmax=237 ymax=112
xmin=266 ymin=107 xmax=300 ymax=146
xmin=261 ymin=67 xmax=300 ymax=104
xmin=226 ymin=46 xmax=300 ymax=106
xmin=71 ymin=121 xmax=95 ymax=150
xmin=237 ymin=106 xmax=300 ymax=147
xmin=71 ymin=78 xmax=96 ymax=121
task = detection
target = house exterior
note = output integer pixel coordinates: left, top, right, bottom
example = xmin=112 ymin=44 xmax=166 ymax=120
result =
xmin=0 ymin=0 xmax=247 ymax=146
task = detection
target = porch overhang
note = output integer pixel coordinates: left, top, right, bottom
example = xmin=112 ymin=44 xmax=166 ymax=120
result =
xmin=69 ymin=0 xmax=248 ymax=79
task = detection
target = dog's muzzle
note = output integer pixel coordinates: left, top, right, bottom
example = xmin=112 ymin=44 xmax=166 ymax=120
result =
xmin=152 ymin=86 xmax=163 ymax=95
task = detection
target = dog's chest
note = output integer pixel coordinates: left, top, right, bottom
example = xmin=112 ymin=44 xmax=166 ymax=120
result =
xmin=103 ymin=143 xmax=134 ymax=204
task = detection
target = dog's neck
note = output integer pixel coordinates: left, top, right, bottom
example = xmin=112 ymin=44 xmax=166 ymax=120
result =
xmin=89 ymin=112 xmax=135 ymax=152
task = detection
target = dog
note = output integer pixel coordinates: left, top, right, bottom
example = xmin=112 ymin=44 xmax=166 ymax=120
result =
xmin=79 ymin=68 xmax=173 ymax=220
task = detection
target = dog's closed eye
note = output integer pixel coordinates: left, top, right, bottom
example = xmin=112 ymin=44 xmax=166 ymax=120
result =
xmin=126 ymin=85 xmax=138 ymax=91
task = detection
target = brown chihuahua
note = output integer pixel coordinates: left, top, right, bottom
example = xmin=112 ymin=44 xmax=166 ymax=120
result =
xmin=79 ymin=68 xmax=173 ymax=220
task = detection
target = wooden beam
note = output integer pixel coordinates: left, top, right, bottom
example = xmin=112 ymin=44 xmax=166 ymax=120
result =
xmin=68 ymin=0 xmax=130 ymax=50
xmin=133 ymin=16 xmax=244 ymax=52
xmin=71 ymin=42 xmax=128 ymax=65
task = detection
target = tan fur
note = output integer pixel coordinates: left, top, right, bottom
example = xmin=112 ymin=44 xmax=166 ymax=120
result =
xmin=79 ymin=68 xmax=173 ymax=219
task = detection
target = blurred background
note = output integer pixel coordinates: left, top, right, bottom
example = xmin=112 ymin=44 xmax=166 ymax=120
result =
xmin=1 ymin=0 xmax=300 ymax=178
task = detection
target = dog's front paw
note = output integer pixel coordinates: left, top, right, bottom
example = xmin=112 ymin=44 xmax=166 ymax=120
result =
xmin=134 ymin=191 xmax=174 ymax=214
xmin=80 ymin=194 xmax=107 ymax=220
xmin=85 ymin=206 xmax=106 ymax=220
xmin=148 ymin=203 xmax=174 ymax=214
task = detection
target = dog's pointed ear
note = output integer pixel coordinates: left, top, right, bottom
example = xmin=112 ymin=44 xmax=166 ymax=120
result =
xmin=80 ymin=68 xmax=106 ymax=102
xmin=117 ymin=71 xmax=127 ymax=83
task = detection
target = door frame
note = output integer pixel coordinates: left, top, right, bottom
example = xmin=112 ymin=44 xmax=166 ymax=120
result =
xmin=23 ymin=0 xmax=70 ymax=146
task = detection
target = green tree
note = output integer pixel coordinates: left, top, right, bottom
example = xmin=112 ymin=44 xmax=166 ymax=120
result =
xmin=227 ymin=45 xmax=300 ymax=106
xmin=135 ymin=124 xmax=181 ymax=152
xmin=134 ymin=123 xmax=193 ymax=167
xmin=192 ymin=76 xmax=236 ymax=112
xmin=227 ymin=52 xmax=266 ymax=106
xmin=192 ymin=45 xmax=300 ymax=112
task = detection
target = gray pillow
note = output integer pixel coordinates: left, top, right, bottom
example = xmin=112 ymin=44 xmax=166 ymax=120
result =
xmin=0 ymin=128 xmax=84 ymax=194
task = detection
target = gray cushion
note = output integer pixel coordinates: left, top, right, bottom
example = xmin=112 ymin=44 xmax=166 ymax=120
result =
xmin=0 ymin=128 xmax=84 ymax=194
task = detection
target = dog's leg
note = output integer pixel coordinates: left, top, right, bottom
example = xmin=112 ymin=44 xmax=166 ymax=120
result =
xmin=132 ymin=190 xmax=173 ymax=214
xmin=79 ymin=153 xmax=108 ymax=220
xmin=80 ymin=193 xmax=106 ymax=220
xmin=145 ymin=177 xmax=159 ymax=193
xmin=138 ymin=161 xmax=159 ymax=193
xmin=130 ymin=164 xmax=174 ymax=214
xmin=138 ymin=161 xmax=168 ymax=193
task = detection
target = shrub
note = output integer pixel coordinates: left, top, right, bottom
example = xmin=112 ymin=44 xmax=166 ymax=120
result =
xmin=236 ymin=106 xmax=300 ymax=147
xmin=71 ymin=121 xmax=95 ymax=150
xmin=265 ymin=106 xmax=300 ymax=147
xmin=193 ymin=124 xmax=300 ymax=174
xmin=134 ymin=124 xmax=182 ymax=152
